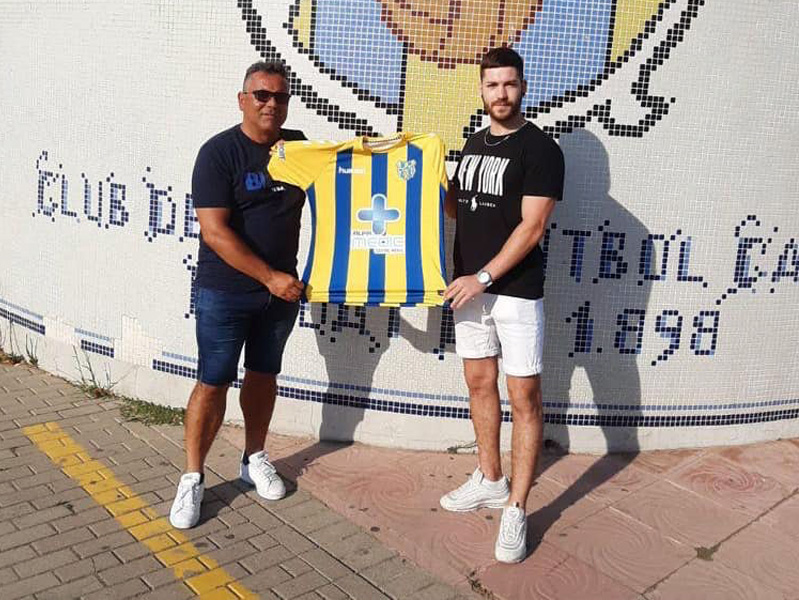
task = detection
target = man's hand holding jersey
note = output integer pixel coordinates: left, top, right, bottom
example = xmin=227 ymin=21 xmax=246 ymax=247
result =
xmin=195 ymin=206 xmax=304 ymax=303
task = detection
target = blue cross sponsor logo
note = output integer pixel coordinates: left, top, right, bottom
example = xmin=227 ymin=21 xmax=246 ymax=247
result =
xmin=357 ymin=193 xmax=400 ymax=235
xmin=244 ymin=172 xmax=266 ymax=191
xmin=352 ymin=193 xmax=405 ymax=254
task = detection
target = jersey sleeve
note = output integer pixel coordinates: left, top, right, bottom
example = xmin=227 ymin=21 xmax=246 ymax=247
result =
xmin=192 ymin=141 xmax=232 ymax=209
xmin=267 ymin=141 xmax=333 ymax=191
xmin=522 ymin=140 xmax=565 ymax=200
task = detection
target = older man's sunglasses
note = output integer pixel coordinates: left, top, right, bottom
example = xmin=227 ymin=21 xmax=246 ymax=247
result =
xmin=243 ymin=90 xmax=291 ymax=105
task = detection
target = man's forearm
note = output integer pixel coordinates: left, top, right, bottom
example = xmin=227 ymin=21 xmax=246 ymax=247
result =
xmin=481 ymin=221 xmax=546 ymax=281
xmin=202 ymin=227 xmax=275 ymax=286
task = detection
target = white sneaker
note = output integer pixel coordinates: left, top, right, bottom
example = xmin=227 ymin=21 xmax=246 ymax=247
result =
xmin=439 ymin=468 xmax=510 ymax=512
xmin=240 ymin=450 xmax=286 ymax=500
xmin=169 ymin=472 xmax=204 ymax=529
xmin=495 ymin=503 xmax=527 ymax=563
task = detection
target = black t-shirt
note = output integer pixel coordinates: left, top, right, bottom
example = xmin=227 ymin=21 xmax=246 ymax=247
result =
xmin=452 ymin=122 xmax=564 ymax=300
xmin=192 ymin=125 xmax=307 ymax=292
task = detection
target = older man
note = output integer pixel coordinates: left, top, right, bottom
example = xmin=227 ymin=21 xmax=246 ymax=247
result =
xmin=170 ymin=61 xmax=305 ymax=529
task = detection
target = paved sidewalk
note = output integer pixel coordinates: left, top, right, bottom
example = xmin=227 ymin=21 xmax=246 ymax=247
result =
xmin=0 ymin=362 xmax=478 ymax=600
xmin=2 ymin=361 xmax=799 ymax=599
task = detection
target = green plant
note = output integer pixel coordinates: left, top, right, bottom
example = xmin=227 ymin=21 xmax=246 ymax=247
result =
xmin=446 ymin=440 xmax=477 ymax=454
xmin=0 ymin=324 xmax=24 ymax=364
xmin=119 ymin=397 xmax=185 ymax=426
xmin=25 ymin=335 xmax=39 ymax=367
xmin=73 ymin=347 xmax=116 ymax=398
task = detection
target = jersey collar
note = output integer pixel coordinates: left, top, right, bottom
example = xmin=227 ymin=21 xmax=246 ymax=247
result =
xmin=355 ymin=132 xmax=411 ymax=154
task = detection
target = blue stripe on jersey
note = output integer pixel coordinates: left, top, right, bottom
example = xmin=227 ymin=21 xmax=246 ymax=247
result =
xmin=302 ymin=185 xmax=317 ymax=285
xmin=367 ymin=153 xmax=387 ymax=305
xmin=405 ymin=144 xmax=424 ymax=304
xmin=438 ymin=183 xmax=447 ymax=283
xmin=329 ymin=150 xmax=352 ymax=303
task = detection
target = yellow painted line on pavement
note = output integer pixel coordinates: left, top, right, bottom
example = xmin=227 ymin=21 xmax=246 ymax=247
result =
xmin=22 ymin=422 xmax=258 ymax=599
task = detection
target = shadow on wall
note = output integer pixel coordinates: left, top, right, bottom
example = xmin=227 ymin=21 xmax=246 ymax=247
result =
xmin=543 ymin=127 xmax=647 ymax=452
xmin=274 ymin=302 xmax=386 ymax=477
xmin=276 ymin=130 xmax=650 ymax=501
xmin=527 ymin=127 xmax=648 ymax=548
xmin=274 ymin=223 xmax=459 ymax=477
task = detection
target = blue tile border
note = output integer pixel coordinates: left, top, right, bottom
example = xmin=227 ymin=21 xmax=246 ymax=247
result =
xmin=80 ymin=339 xmax=114 ymax=358
xmin=2 ymin=295 xmax=796 ymax=428
xmin=151 ymin=358 xmax=799 ymax=427
xmin=0 ymin=307 xmax=45 ymax=335
xmin=76 ymin=328 xmax=113 ymax=343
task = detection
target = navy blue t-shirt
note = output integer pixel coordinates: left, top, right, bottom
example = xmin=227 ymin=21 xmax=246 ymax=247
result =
xmin=192 ymin=125 xmax=306 ymax=292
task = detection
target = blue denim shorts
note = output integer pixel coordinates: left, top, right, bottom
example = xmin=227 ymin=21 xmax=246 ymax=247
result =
xmin=195 ymin=287 xmax=300 ymax=386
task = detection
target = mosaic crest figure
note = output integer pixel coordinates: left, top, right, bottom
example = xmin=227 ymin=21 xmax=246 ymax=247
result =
xmin=245 ymin=0 xmax=692 ymax=147
xmin=239 ymin=0 xmax=703 ymax=562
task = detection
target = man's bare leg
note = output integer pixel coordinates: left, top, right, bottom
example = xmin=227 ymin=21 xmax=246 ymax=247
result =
xmin=464 ymin=357 xmax=503 ymax=481
xmin=239 ymin=370 xmax=278 ymax=456
xmin=506 ymin=374 xmax=544 ymax=507
xmin=184 ymin=382 xmax=228 ymax=473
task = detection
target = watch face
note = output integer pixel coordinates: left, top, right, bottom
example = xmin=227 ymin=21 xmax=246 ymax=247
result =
xmin=478 ymin=271 xmax=490 ymax=284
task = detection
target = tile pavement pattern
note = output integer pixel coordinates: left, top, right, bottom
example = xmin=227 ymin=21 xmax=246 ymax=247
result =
xmin=3 ymin=360 xmax=799 ymax=599
xmin=0 ymin=362 xmax=477 ymax=600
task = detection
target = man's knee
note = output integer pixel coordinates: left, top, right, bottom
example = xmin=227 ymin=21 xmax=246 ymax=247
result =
xmin=507 ymin=375 xmax=543 ymax=417
xmin=192 ymin=381 xmax=229 ymax=403
xmin=242 ymin=369 xmax=277 ymax=390
xmin=464 ymin=361 xmax=499 ymax=397
xmin=467 ymin=379 xmax=497 ymax=399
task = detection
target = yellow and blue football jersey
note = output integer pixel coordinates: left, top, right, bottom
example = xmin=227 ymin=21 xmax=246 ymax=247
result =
xmin=268 ymin=133 xmax=448 ymax=307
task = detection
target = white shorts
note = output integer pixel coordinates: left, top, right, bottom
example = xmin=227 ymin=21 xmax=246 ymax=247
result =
xmin=453 ymin=293 xmax=544 ymax=377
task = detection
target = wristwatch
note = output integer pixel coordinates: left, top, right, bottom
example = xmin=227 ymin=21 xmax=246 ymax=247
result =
xmin=476 ymin=270 xmax=493 ymax=287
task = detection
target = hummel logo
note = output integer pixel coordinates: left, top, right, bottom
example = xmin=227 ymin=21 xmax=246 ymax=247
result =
xmin=338 ymin=166 xmax=365 ymax=175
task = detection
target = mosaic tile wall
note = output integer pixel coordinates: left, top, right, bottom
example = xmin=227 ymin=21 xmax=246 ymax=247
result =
xmin=1 ymin=0 xmax=797 ymax=450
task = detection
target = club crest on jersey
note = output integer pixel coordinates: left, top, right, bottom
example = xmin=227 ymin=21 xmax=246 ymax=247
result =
xmin=396 ymin=159 xmax=416 ymax=181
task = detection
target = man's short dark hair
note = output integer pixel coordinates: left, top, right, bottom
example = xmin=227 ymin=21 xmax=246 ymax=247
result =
xmin=480 ymin=47 xmax=524 ymax=81
xmin=243 ymin=61 xmax=289 ymax=90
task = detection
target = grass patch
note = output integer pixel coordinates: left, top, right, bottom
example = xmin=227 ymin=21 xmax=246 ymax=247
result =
xmin=447 ymin=440 xmax=477 ymax=454
xmin=79 ymin=382 xmax=115 ymax=399
xmin=0 ymin=348 xmax=25 ymax=365
xmin=120 ymin=397 xmax=185 ymax=426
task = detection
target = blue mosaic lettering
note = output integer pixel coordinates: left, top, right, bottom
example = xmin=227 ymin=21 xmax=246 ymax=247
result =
xmin=653 ymin=309 xmax=682 ymax=365
xmin=614 ymin=308 xmax=645 ymax=355
xmin=772 ymin=240 xmax=798 ymax=284
xmin=82 ymin=173 xmax=102 ymax=228
xmin=565 ymin=301 xmax=594 ymax=357
xmin=59 ymin=175 xmax=76 ymax=219
xmin=182 ymin=194 xmax=199 ymax=241
xmin=639 ymin=234 xmax=669 ymax=282
xmin=142 ymin=167 xmax=176 ymax=242
xmin=299 ymin=301 xmax=329 ymax=337
xmin=435 ymin=306 xmax=455 ymax=361
xmin=562 ymin=229 xmax=592 ymax=282
xmin=677 ymin=236 xmax=705 ymax=285
xmin=599 ymin=231 xmax=627 ymax=280
xmin=35 ymin=151 xmax=58 ymax=221
xmin=691 ymin=310 xmax=720 ymax=356
xmin=106 ymin=174 xmax=129 ymax=228
xmin=182 ymin=254 xmax=197 ymax=319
